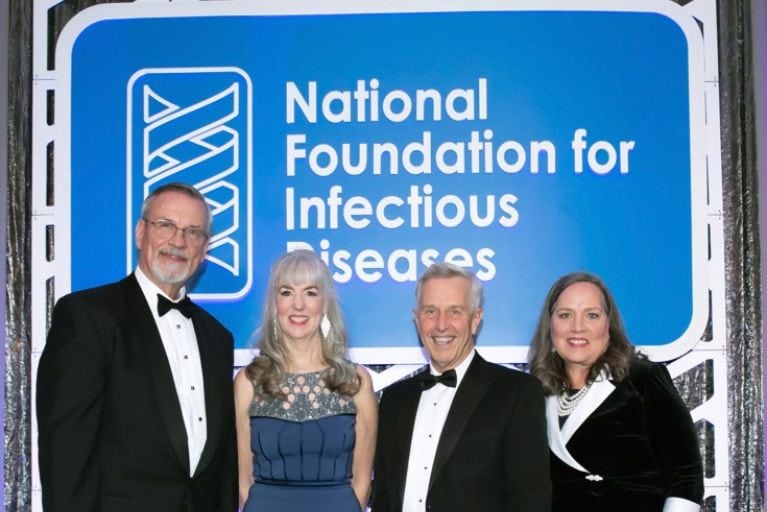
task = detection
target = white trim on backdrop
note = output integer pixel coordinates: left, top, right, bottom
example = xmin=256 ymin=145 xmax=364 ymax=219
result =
xmin=29 ymin=1 xmax=730 ymax=510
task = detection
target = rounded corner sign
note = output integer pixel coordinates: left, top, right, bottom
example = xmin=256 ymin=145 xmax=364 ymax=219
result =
xmin=56 ymin=1 xmax=710 ymax=363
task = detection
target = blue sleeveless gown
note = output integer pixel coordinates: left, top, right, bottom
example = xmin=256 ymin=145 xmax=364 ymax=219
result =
xmin=243 ymin=371 xmax=361 ymax=512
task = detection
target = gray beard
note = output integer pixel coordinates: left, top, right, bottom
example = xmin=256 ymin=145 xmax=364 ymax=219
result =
xmin=150 ymin=260 xmax=190 ymax=285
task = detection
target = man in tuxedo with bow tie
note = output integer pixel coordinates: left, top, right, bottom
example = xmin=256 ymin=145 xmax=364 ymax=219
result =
xmin=37 ymin=183 xmax=237 ymax=512
xmin=372 ymin=263 xmax=551 ymax=512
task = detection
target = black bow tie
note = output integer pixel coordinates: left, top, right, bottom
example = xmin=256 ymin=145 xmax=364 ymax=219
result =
xmin=418 ymin=369 xmax=457 ymax=390
xmin=157 ymin=294 xmax=193 ymax=318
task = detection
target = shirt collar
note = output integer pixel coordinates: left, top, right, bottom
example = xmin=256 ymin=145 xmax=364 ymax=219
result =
xmin=134 ymin=266 xmax=188 ymax=312
xmin=429 ymin=349 xmax=476 ymax=389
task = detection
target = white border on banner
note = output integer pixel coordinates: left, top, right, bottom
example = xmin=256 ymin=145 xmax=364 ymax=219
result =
xmin=29 ymin=0 xmax=729 ymax=510
xmin=51 ymin=0 xmax=709 ymax=365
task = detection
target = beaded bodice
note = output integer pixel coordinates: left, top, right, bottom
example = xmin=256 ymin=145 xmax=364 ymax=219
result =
xmin=248 ymin=370 xmax=357 ymax=422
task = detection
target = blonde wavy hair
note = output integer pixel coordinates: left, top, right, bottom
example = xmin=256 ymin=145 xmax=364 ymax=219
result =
xmin=246 ymin=250 xmax=360 ymax=397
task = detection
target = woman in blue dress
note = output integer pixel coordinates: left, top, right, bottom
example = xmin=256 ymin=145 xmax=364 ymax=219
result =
xmin=234 ymin=250 xmax=377 ymax=512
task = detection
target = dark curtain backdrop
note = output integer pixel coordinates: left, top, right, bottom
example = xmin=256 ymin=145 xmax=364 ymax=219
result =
xmin=0 ymin=0 xmax=8 ymax=505
xmin=5 ymin=1 xmax=32 ymax=511
xmin=4 ymin=0 xmax=763 ymax=510
xmin=718 ymin=0 xmax=764 ymax=508
xmin=755 ymin=0 xmax=767 ymax=498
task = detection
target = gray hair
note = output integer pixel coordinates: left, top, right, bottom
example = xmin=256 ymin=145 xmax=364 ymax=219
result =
xmin=415 ymin=262 xmax=483 ymax=313
xmin=140 ymin=182 xmax=212 ymax=234
xmin=247 ymin=250 xmax=360 ymax=397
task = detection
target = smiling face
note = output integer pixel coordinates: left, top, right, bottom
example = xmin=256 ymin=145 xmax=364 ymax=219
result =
xmin=276 ymin=282 xmax=325 ymax=345
xmin=550 ymin=281 xmax=610 ymax=386
xmin=135 ymin=190 xmax=209 ymax=298
xmin=414 ymin=276 xmax=483 ymax=373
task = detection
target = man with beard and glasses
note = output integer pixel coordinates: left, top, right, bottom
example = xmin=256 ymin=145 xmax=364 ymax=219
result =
xmin=37 ymin=183 xmax=237 ymax=512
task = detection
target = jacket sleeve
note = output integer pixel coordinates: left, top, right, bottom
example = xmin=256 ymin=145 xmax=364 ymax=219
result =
xmin=370 ymin=388 xmax=393 ymax=512
xmin=503 ymin=376 xmax=552 ymax=512
xmin=638 ymin=362 xmax=704 ymax=505
xmin=219 ymin=329 xmax=239 ymax=511
xmin=36 ymin=295 xmax=111 ymax=512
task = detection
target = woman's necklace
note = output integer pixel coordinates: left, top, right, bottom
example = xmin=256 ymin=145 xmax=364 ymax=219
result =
xmin=556 ymin=382 xmax=593 ymax=416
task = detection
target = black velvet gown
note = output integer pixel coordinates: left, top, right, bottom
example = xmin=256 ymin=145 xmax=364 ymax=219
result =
xmin=546 ymin=359 xmax=703 ymax=511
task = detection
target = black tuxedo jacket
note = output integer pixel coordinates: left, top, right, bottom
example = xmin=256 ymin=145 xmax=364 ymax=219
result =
xmin=37 ymin=274 xmax=237 ymax=512
xmin=372 ymin=353 xmax=551 ymax=512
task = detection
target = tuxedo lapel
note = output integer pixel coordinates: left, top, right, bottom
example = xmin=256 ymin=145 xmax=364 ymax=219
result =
xmin=192 ymin=310 xmax=225 ymax=477
xmin=559 ymin=377 xmax=615 ymax=444
xmin=547 ymin=376 xmax=616 ymax=473
xmin=122 ymin=276 xmax=190 ymax=473
xmin=546 ymin=396 xmax=589 ymax=473
xmin=428 ymin=354 xmax=489 ymax=491
xmin=389 ymin=374 xmax=423 ymax=505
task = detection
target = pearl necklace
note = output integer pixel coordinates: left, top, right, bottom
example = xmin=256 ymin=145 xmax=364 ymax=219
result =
xmin=556 ymin=383 xmax=592 ymax=416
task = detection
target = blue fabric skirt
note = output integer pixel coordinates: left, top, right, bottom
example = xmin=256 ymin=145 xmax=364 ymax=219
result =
xmin=243 ymin=480 xmax=361 ymax=512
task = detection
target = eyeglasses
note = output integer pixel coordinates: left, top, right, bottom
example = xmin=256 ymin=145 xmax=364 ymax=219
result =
xmin=143 ymin=218 xmax=210 ymax=245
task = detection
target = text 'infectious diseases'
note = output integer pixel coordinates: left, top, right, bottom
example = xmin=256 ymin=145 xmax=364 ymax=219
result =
xmin=281 ymin=78 xmax=636 ymax=283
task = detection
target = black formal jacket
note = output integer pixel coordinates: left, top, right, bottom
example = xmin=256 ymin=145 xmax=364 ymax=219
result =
xmin=37 ymin=274 xmax=237 ymax=512
xmin=547 ymin=359 xmax=703 ymax=511
xmin=372 ymin=353 xmax=551 ymax=512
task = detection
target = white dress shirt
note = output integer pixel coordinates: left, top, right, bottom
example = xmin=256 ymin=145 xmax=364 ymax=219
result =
xmin=402 ymin=350 xmax=476 ymax=512
xmin=135 ymin=267 xmax=207 ymax=476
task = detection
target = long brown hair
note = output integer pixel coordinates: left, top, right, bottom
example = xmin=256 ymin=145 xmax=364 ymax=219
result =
xmin=528 ymin=272 xmax=636 ymax=395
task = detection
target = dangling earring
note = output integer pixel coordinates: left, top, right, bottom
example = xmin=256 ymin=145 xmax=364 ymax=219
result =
xmin=273 ymin=319 xmax=279 ymax=341
xmin=320 ymin=313 xmax=331 ymax=342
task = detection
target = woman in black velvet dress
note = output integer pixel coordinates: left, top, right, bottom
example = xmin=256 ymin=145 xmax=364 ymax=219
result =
xmin=528 ymin=272 xmax=703 ymax=512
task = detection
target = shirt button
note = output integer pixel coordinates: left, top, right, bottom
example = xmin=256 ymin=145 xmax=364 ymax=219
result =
xmin=198 ymin=417 xmax=203 ymax=422
xmin=176 ymin=324 xmax=181 ymax=329
xmin=191 ymin=386 xmax=195 ymax=391
xmin=183 ymin=355 xmax=189 ymax=360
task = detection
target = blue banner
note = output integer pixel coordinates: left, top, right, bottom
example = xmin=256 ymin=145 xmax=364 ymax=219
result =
xmin=58 ymin=2 xmax=707 ymax=361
